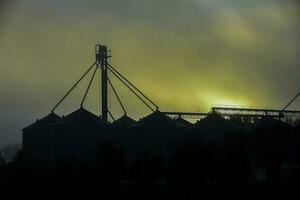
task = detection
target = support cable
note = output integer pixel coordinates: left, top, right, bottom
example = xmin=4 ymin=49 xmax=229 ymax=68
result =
xmin=107 ymin=67 xmax=155 ymax=112
xmin=107 ymin=76 xmax=127 ymax=116
xmin=282 ymin=92 xmax=300 ymax=111
xmin=51 ymin=62 xmax=97 ymax=113
xmin=80 ymin=65 xmax=98 ymax=107
xmin=107 ymin=109 xmax=115 ymax=122
xmin=107 ymin=64 xmax=159 ymax=111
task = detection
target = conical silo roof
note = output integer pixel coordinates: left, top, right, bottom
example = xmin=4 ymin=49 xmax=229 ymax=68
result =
xmin=53 ymin=107 xmax=109 ymax=126
xmin=135 ymin=111 xmax=184 ymax=128
xmin=112 ymin=115 xmax=136 ymax=129
xmin=23 ymin=112 xmax=61 ymax=131
xmin=251 ymin=116 xmax=290 ymax=130
xmin=193 ymin=113 xmax=236 ymax=130
xmin=191 ymin=113 xmax=241 ymax=145
xmin=174 ymin=117 xmax=193 ymax=128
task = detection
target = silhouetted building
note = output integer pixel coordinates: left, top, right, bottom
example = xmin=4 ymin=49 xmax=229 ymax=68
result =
xmin=112 ymin=115 xmax=136 ymax=130
xmin=50 ymin=107 xmax=111 ymax=162
xmin=121 ymin=111 xmax=186 ymax=163
xmin=191 ymin=113 xmax=242 ymax=146
xmin=174 ymin=117 xmax=193 ymax=128
xmin=22 ymin=112 xmax=61 ymax=161
xmin=248 ymin=116 xmax=292 ymax=182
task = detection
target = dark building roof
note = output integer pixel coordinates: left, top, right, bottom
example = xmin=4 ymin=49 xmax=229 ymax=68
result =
xmin=248 ymin=116 xmax=293 ymax=157
xmin=23 ymin=112 xmax=61 ymax=131
xmin=251 ymin=116 xmax=290 ymax=130
xmin=193 ymin=113 xmax=235 ymax=130
xmin=135 ymin=111 xmax=184 ymax=128
xmin=119 ymin=111 xmax=185 ymax=162
xmin=53 ymin=107 xmax=110 ymax=126
xmin=112 ymin=115 xmax=136 ymax=129
xmin=174 ymin=117 xmax=193 ymax=128
xmin=191 ymin=113 xmax=242 ymax=144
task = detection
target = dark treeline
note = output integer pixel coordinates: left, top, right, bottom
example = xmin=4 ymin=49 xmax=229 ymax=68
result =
xmin=1 ymin=113 xmax=300 ymax=199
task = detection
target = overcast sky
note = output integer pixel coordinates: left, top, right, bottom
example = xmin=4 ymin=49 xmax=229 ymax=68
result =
xmin=0 ymin=0 xmax=299 ymax=146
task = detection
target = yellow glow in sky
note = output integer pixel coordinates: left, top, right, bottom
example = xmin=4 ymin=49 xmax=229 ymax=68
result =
xmin=0 ymin=0 xmax=299 ymax=146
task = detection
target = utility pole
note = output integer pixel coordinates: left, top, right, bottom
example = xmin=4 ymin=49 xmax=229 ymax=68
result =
xmin=96 ymin=45 xmax=110 ymax=122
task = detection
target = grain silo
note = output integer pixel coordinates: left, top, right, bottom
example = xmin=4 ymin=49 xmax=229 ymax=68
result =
xmin=191 ymin=113 xmax=242 ymax=146
xmin=112 ymin=115 xmax=136 ymax=130
xmin=22 ymin=112 xmax=61 ymax=161
xmin=121 ymin=111 xmax=186 ymax=163
xmin=174 ymin=117 xmax=193 ymax=128
xmin=49 ymin=107 xmax=111 ymax=162
xmin=247 ymin=116 xmax=292 ymax=182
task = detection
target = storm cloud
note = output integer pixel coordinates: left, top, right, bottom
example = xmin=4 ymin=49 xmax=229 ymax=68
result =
xmin=0 ymin=0 xmax=299 ymax=146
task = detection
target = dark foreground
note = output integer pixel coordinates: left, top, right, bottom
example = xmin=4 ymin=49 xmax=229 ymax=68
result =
xmin=3 ymin=115 xmax=300 ymax=199
xmin=1 ymin=148 xmax=300 ymax=200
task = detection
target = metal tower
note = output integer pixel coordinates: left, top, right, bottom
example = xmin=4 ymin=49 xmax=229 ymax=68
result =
xmin=51 ymin=44 xmax=158 ymax=122
xmin=96 ymin=45 xmax=110 ymax=122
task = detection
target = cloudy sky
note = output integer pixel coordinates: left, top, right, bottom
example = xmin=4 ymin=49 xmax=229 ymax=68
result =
xmin=0 ymin=0 xmax=299 ymax=146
